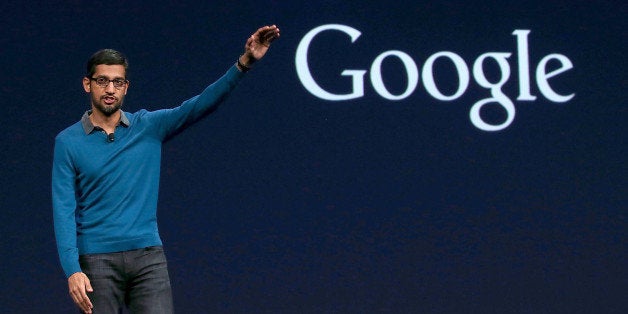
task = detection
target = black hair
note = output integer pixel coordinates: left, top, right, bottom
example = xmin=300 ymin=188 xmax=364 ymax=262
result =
xmin=85 ymin=49 xmax=129 ymax=78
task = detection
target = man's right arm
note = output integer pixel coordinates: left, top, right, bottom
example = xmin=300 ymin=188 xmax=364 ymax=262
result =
xmin=51 ymin=137 xmax=82 ymax=277
xmin=53 ymin=137 xmax=96 ymax=313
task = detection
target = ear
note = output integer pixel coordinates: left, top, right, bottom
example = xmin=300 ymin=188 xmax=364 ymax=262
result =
xmin=82 ymin=77 xmax=91 ymax=93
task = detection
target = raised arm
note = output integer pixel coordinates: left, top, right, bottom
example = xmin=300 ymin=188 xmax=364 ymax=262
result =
xmin=154 ymin=25 xmax=281 ymax=140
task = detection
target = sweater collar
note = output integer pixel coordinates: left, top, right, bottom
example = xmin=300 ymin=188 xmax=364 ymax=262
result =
xmin=81 ymin=110 xmax=130 ymax=134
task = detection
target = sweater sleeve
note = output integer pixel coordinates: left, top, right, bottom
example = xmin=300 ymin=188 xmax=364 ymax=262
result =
xmin=152 ymin=64 xmax=246 ymax=141
xmin=52 ymin=136 xmax=82 ymax=278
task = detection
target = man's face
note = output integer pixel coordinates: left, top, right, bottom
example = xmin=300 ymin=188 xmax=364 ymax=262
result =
xmin=82 ymin=64 xmax=128 ymax=116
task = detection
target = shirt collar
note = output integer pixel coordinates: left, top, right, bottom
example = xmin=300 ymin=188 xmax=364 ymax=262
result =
xmin=81 ymin=110 xmax=130 ymax=134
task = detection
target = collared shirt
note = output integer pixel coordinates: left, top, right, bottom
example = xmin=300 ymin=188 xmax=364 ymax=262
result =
xmin=81 ymin=110 xmax=131 ymax=135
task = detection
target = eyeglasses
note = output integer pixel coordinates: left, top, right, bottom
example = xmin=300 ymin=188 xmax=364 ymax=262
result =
xmin=90 ymin=77 xmax=128 ymax=89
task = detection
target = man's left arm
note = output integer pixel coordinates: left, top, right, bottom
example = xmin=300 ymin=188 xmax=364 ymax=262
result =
xmin=154 ymin=25 xmax=281 ymax=140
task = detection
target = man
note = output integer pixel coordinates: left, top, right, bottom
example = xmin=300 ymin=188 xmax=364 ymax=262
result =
xmin=52 ymin=25 xmax=280 ymax=313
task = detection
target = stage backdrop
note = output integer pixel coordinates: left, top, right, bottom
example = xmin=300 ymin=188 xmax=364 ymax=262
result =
xmin=1 ymin=1 xmax=625 ymax=313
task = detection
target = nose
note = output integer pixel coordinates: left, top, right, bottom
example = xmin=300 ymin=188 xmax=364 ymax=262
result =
xmin=105 ymin=81 xmax=116 ymax=92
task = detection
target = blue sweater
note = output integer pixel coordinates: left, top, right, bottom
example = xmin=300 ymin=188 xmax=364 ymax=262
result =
xmin=52 ymin=65 xmax=244 ymax=278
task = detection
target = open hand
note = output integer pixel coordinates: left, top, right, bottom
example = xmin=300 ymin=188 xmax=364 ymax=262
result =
xmin=240 ymin=25 xmax=280 ymax=67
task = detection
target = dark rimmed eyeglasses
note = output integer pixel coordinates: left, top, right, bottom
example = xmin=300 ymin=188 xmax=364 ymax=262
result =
xmin=90 ymin=77 xmax=128 ymax=89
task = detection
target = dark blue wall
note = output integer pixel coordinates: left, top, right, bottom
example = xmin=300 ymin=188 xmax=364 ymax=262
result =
xmin=1 ymin=1 xmax=625 ymax=312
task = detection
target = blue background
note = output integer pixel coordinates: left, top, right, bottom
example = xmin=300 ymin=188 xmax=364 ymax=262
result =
xmin=1 ymin=1 xmax=626 ymax=312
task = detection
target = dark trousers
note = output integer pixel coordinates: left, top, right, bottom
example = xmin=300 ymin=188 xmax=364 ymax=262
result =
xmin=79 ymin=246 xmax=174 ymax=314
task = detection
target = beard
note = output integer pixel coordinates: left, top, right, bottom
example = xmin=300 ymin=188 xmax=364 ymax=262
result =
xmin=92 ymin=95 xmax=123 ymax=116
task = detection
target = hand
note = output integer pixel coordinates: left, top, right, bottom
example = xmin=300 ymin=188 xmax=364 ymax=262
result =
xmin=240 ymin=25 xmax=281 ymax=67
xmin=68 ymin=272 xmax=94 ymax=313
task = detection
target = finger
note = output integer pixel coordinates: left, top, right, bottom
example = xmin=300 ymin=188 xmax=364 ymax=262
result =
xmin=70 ymin=283 xmax=85 ymax=304
xmin=255 ymin=33 xmax=274 ymax=47
xmin=261 ymin=28 xmax=280 ymax=43
xmin=259 ymin=26 xmax=279 ymax=37
xmin=71 ymin=292 xmax=91 ymax=313
xmin=71 ymin=287 xmax=90 ymax=312
xmin=78 ymin=294 xmax=93 ymax=313
xmin=82 ymin=298 xmax=93 ymax=313
xmin=80 ymin=301 xmax=91 ymax=313
xmin=81 ymin=287 xmax=93 ymax=311
xmin=85 ymin=277 xmax=93 ymax=293
xmin=255 ymin=26 xmax=276 ymax=38
xmin=243 ymin=36 xmax=253 ymax=52
xmin=263 ymin=31 xmax=279 ymax=44
xmin=255 ymin=25 xmax=272 ymax=35
xmin=70 ymin=290 xmax=81 ymax=306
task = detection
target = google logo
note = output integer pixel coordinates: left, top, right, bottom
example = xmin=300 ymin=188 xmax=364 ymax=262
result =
xmin=296 ymin=24 xmax=574 ymax=131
